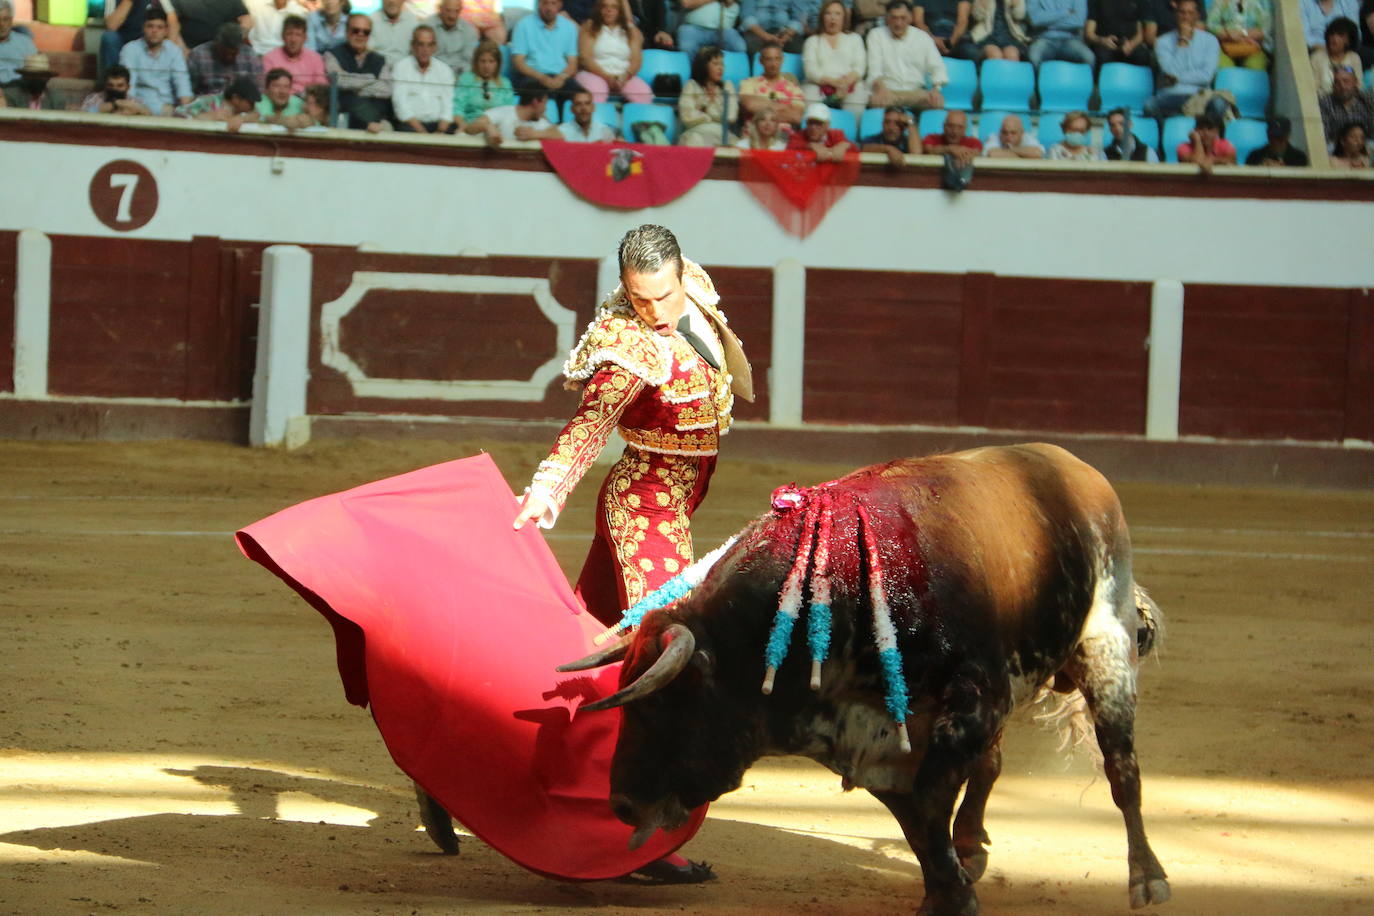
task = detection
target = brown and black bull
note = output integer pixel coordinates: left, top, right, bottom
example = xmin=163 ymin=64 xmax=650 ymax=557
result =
xmin=561 ymin=443 xmax=1170 ymax=915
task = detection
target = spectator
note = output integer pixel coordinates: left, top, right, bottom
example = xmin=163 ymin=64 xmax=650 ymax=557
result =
xmin=1026 ymin=0 xmax=1094 ymax=65
xmin=0 ymin=1 xmax=37 ymax=88
xmin=1319 ymin=65 xmax=1374 ymax=142
xmin=175 ymin=74 xmax=260 ymax=129
xmin=298 ymin=82 xmax=331 ymax=125
xmin=325 ymin=12 xmax=395 ymax=130
xmin=629 ymin=0 xmax=676 ymax=49
xmin=369 ymin=0 xmax=418 ymax=64
xmin=460 ymin=0 xmax=506 ymax=43
xmin=464 ymin=85 xmax=563 ymax=144
xmin=1141 ymin=0 xmax=1174 ymax=46
xmin=1103 ymin=105 xmax=1158 ymax=160
xmin=510 ymin=0 xmax=580 ymax=97
xmin=1207 ymin=0 xmax=1272 ymax=69
xmin=1086 ymin=0 xmax=1149 ymax=65
xmin=175 ymin=0 xmax=250 ymax=50
xmin=189 ymin=23 xmax=264 ymax=96
xmin=741 ymin=40 xmax=806 ymax=124
xmin=678 ymin=44 xmax=739 ymax=145
xmin=1360 ymin=0 xmax=1374 ymax=67
xmin=922 ymin=107 xmax=981 ymax=160
xmin=984 ymin=111 xmax=1044 ymax=156
xmin=264 ymin=14 xmax=327 ymax=89
xmin=867 ymin=0 xmax=946 ymax=111
xmin=1176 ymin=111 xmax=1236 ymax=171
xmin=560 ymin=86 xmax=617 ymax=138
xmin=454 ymin=39 xmax=514 ymax=120
xmin=788 ymin=100 xmax=851 ymax=156
xmin=915 ymin=0 xmax=972 ymax=56
xmin=3 ymin=53 xmax=67 ymax=108
xmin=965 ymin=0 xmax=1029 ymax=59
xmin=83 ymin=63 xmax=154 ymax=113
xmin=1302 ymin=0 xmax=1359 ymax=53
xmin=1312 ymin=18 xmax=1362 ymax=94
xmin=248 ymin=0 xmax=308 ymax=56
xmin=577 ymin=0 xmax=652 ymax=102
xmin=307 ymin=0 xmax=350 ymax=52
xmin=1047 ymin=109 xmax=1102 ymax=158
xmin=737 ymin=101 xmax=789 ymax=146
xmin=393 ymin=24 xmax=458 ymax=132
xmin=428 ymin=0 xmax=479 ymax=75
xmin=121 ymin=13 xmax=193 ymax=113
xmin=1144 ymin=0 xmax=1223 ymax=119
xmin=740 ymin=0 xmax=804 ymax=54
xmin=677 ymin=0 xmax=748 ymax=60
xmin=794 ymin=0 xmax=836 ymax=35
xmin=100 ymin=0 xmax=184 ymax=78
xmin=860 ymin=103 xmax=916 ymax=164
xmin=802 ymin=0 xmax=868 ymax=116
xmin=1330 ymin=120 xmax=1371 ymax=166
xmin=256 ymin=66 xmax=315 ymax=123
xmin=1243 ymin=115 xmax=1309 ymax=165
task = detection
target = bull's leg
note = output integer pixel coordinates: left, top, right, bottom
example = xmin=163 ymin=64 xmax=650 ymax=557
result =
xmin=414 ymin=781 xmax=460 ymax=855
xmin=951 ymin=738 xmax=1002 ymax=882
xmin=1067 ymin=628 xmax=1170 ymax=909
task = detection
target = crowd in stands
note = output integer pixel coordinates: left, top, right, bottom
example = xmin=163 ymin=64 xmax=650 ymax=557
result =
xmin=2 ymin=0 xmax=1372 ymax=167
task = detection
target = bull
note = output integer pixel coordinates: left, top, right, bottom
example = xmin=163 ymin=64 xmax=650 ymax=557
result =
xmin=560 ymin=443 xmax=1170 ymax=915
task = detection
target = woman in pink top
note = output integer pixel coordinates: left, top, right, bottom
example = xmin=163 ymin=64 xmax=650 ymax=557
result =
xmin=1177 ymin=113 xmax=1237 ymax=171
xmin=576 ymin=0 xmax=652 ymax=103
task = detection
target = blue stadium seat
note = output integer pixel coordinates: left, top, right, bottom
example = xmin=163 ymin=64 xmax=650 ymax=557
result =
xmin=1037 ymin=116 xmax=1063 ymax=149
xmin=942 ymin=57 xmax=977 ymax=110
xmin=546 ymin=99 xmax=562 ymax=124
xmin=593 ymin=101 xmax=620 ymax=133
xmin=1131 ymin=116 xmax=1160 ymax=155
xmin=723 ymin=50 xmax=750 ymax=86
xmin=1162 ymin=115 xmax=1193 ymax=162
xmin=978 ymin=110 xmax=1032 ymax=144
xmin=622 ymin=102 xmax=679 ymax=143
xmin=1214 ymin=67 xmax=1269 ymax=119
xmin=639 ymin=49 xmax=691 ymax=98
xmin=1037 ymin=61 xmax=1093 ymax=112
xmin=979 ymin=59 xmax=1035 ymax=111
xmin=1097 ymin=63 xmax=1154 ymax=115
xmin=918 ymin=108 xmax=947 ymax=138
xmin=751 ymin=51 xmax=805 ymax=81
xmin=1226 ymin=117 xmax=1269 ymax=164
xmin=829 ymin=108 xmax=858 ymax=141
xmin=1367 ymin=67 xmax=1374 ymax=90
xmin=860 ymin=107 xmax=887 ymax=140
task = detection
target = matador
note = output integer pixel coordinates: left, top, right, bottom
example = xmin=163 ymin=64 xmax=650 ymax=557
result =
xmin=514 ymin=224 xmax=754 ymax=627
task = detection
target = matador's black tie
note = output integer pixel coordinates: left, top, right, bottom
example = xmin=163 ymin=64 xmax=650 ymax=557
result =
xmin=676 ymin=316 xmax=720 ymax=371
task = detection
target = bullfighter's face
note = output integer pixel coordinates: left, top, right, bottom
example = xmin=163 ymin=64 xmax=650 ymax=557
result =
xmin=624 ymin=262 xmax=687 ymax=337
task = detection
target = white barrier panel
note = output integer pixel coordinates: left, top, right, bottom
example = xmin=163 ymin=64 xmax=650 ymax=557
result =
xmin=1146 ymin=279 xmax=1185 ymax=441
xmin=14 ymin=229 xmax=51 ymax=399
xmin=770 ymin=259 xmax=805 ymax=426
xmin=250 ymin=245 xmax=313 ymax=448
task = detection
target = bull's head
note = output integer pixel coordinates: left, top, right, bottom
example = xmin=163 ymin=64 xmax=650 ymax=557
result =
xmin=558 ymin=609 xmax=766 ymax=849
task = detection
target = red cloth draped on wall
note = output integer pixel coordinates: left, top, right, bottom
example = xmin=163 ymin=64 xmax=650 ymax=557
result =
xmin=235 ymin=453 xmax=706 ymax=880
xmin=543 ymin=140 xmax=716 ymax=209
xmin=739 ymin=149 xmax=861 ymax=238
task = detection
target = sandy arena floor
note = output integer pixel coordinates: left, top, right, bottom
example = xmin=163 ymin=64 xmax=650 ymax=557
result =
xmin=1 ymin=437 xmax=1372 ymax=915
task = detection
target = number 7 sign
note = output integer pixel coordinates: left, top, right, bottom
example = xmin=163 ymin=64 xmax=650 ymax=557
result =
xmin=89 ymin=160 xmax=159 ymax=231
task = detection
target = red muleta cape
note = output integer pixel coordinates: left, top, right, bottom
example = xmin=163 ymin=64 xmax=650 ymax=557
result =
xmin=234 ymin=452 xmax=706 ymax=880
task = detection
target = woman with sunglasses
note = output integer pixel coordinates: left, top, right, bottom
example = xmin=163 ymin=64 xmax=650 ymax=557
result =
xmin=455 ymin=40 xmax=516 ymax=122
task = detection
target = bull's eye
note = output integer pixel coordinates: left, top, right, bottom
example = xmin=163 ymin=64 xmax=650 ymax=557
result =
xmin=691 ymin=649 xmax=714 ymax=676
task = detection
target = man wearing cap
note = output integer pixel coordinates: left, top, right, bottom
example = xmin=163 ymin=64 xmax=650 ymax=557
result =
xmin=866 ymin=0 xmax=946 ymax=111
xmin=0 ymin=1 xmax=39 ymax=87
xmin=175 ymin=73 xmax=261 ymax=128
xmin=120 ymin=11 xmax=194 ymax=113
xmin=1245 ymin=116 xmax=1310 ymax=166
xmin=188 ymin=22 xmax=264 ymax=95
xmin=3 ymin=53 xmax=67 ymax=109
xmin=788 ymin=101 xmax=853 ymax=158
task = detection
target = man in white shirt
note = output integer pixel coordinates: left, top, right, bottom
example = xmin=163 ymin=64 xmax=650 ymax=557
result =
xmin=247 ymin=0 xmax=307 ymax=55
xmin=559 ymin=88 xmax=616 ymax=141
xmin=464 ymin=86 xmax=565 ymax=145
xmin=370 ymin=0 xmax=419 ymax=65
xmin=393 ymin=24 xmax=458 ymax=132
xmin=866 ymin=0 xmax=946 ymax=110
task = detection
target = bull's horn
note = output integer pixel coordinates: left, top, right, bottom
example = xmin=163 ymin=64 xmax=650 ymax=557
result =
xmin=579 ymin=624 xmax=696 ymax=712
xmin=556 ymin=635 xmax=631 ymax=672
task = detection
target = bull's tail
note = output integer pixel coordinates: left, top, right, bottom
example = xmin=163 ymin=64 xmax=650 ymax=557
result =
xmin=1034 ymin=580 xmax=1165 ymax=762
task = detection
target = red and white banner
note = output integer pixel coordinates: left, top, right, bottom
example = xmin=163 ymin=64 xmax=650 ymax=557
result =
xmin=543 ymin=140 xmax=715 ymax=209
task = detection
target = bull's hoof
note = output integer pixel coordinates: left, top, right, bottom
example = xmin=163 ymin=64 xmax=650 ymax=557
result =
xmin=414 ymin=783 xmax=460 ymax=856
xmin=956 ymin=848 xmax=988 ymax=883
xmin=622 ymin=857 xmax=717 ymax=885
xmin=1129 ymin=877 xmax=1171 ymax=909
xmin=917 ymin=887 xmax=978 ymax=916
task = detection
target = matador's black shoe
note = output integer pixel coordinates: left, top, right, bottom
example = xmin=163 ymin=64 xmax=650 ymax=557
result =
xmin=414 ymin=781 xmax=460 ymax=855
xmin=623 ymin=855 xmax=717 ymax=885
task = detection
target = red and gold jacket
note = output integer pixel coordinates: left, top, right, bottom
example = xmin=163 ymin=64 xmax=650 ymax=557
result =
xmin=527 ymin=259 xmax=753 ymax=524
